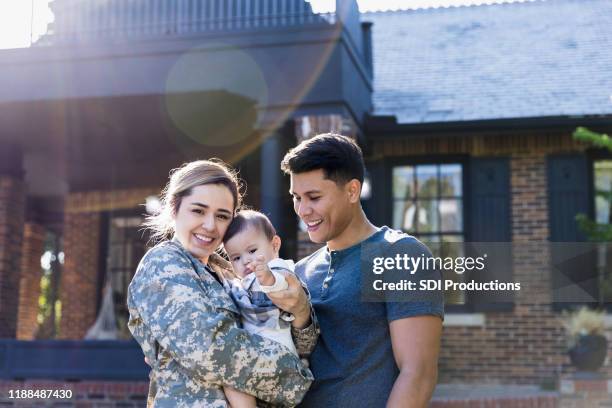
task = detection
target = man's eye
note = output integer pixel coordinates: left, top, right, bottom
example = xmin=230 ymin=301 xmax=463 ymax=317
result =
xmin=293 ymin=195 xmax=301 ymax=202
xmin=310 ymin=196 xmax=321 ymax=201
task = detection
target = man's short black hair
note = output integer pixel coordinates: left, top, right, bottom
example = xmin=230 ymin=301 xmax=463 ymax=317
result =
xmin=280 ymin=133 xmax=365 ymax=184
xmin=223 ymin=209 xmax=277 ymax=244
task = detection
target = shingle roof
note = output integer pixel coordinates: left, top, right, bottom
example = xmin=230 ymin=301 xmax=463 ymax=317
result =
xmin=364 ymin=0 xmax=612 ymax=124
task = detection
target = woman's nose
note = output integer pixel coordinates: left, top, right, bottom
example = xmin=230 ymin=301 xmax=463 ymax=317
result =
xmin=201 ymin=214 xmax=215 ymax=231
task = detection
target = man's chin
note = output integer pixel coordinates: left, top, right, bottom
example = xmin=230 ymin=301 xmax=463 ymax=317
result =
xmin=307 ymin=231 xmax=326 ymax=244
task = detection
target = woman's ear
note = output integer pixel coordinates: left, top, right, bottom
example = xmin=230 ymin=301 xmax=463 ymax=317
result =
xmin=272 ymin=235 xmax=282 ymax=254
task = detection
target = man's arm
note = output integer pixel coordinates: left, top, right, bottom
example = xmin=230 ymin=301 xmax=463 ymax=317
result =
xmin=386 ymin=315 xmax=442 ymax=408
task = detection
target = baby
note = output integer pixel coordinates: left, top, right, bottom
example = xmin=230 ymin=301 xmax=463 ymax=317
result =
xmin=222 ymin=210 xmax=304 ymax=408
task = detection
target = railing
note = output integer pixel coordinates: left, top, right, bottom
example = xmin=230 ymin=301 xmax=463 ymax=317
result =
xmin=38 ymin=0 xmax=340 ymax=45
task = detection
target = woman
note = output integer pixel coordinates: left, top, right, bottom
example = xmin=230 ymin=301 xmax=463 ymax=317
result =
xmin=127 ymin=160 xmax=317 ymax=407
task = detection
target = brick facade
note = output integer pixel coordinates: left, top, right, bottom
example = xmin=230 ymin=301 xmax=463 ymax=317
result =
xmin=0 ymin=176 xmax=25 ymax=338
xmin=17 ymin=223 xmax=46 ymax=340
xmin=367 ymin=131 xmax=612 ymax=385
xmin=59 ymin=212 xmax=103 ymax=339
xmin=59 ymin=188 xmax=158 ymax=339
xmin=559 ymin=376 xmax=612 ymax=408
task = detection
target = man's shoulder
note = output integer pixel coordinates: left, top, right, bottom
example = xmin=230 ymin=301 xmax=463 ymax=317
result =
xmin=374 ymin=226 xmax=424 ymax=248
xmin=294 ymin=246 xmax=327 ymax=276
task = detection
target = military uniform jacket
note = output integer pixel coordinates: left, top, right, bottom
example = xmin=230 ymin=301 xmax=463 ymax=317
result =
xmin=127 ymin=240 xmax=316 ymax=407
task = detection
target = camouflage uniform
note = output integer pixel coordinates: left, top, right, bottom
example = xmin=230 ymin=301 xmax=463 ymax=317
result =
xmin=128 ymin=239 xmax=317 ymax=407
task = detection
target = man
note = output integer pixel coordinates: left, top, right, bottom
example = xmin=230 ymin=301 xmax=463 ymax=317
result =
xmin=279 ymin=134 xmax=444 ymax=407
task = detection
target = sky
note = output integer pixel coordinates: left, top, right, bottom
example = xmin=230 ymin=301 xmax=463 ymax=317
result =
xmin=0 ymin=0 xmax=529 ymax=50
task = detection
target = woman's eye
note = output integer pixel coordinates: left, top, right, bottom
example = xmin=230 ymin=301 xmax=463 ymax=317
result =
xmin=217 ymin=214 xmax=230 ymax=220
xmin=192 ymin=209 xmax=203 ymax=214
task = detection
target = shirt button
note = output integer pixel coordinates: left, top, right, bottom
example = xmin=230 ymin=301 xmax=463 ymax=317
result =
xmin=330 ymin=268 xmax=334 ymax=273
xmin=323 ymin=283 xmax=329 ymax=288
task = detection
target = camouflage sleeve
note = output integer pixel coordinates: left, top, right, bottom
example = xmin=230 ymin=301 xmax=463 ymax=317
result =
xmin=130 ymin=247 xmax=313 ymax=406
xmin=292 ymin=277 xmax=320 ymax=357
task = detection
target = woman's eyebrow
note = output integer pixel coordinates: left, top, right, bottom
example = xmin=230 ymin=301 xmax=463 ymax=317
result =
xmin=190 ymin=202 xmax=232 ymax=215
xmin=191 ymin=202 xmax=209 ymax=208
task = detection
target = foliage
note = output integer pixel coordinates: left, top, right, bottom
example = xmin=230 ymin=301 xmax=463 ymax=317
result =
xmin=562 ymin=306 xmax=606 ymax=348
xmin=574 ymin=127 xmax=612 ymax=150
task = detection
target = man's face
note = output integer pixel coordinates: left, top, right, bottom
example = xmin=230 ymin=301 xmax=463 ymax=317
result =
xmin=290 ymin=169 xmax=354 ymax=244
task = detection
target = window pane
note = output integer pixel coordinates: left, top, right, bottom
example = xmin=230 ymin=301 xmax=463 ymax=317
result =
xmin=392 ymin=166 xmax=414 ymax=199
xmin=595 ymin=161 xmax=612 ymax=224
xmin=440 ymin=199 xmax=463 ymax=232
xmin=595 ymin=195 xmax=611 ymax=224
xmin=417 ymin=199 xmax=439 ymax=233
xmin=416 ymin=165 xmax=438 ymax=198
xmin=440 ymin=235 xmax=466 ymax=305
xmin=594 ymin=161 xmax=612 ymax=192
xmin=440 ymin=164 xmax=462 ymax=197
xmin=393 ymin=200 xmax=417 ymax=232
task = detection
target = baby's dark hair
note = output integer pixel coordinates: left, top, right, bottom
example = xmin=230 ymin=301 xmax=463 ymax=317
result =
xmin=223 ymin=210 xmax=277 ymax=244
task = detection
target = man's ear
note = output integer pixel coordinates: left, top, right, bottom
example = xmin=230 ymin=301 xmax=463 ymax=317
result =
xmin=272 ymin=235 xmax=282 ymax=254
xmin=346 ymin=179 xmax=362 ymax=204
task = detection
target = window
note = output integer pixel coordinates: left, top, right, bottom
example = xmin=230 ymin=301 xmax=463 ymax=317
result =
xmin=392 ymin=163 xmax=466 ymax=305
xmin=594 ymin=160 xmax=612 ymax=225
xmin=105 ymin=215 xmax=150 ymax=339
xmin=593 ymin=160 xmax=612 ymax=306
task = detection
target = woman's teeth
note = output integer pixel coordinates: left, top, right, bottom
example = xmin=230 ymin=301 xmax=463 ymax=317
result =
xmin=194 ymin=234 xmax=214 ymax=243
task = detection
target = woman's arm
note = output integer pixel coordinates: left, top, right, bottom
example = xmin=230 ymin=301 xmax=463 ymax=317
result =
xmin=128 ymin=246 xmax=312 ymax=406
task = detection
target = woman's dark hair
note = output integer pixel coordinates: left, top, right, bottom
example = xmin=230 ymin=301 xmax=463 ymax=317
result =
xmin=223 ymin=210 xmax=277 ymax=244
xmin=280 ymin=133 xmax=365 ymax=185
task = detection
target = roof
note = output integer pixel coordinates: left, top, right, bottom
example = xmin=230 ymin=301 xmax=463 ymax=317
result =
xmin=364 ymin=0 xmax=612 ymax=124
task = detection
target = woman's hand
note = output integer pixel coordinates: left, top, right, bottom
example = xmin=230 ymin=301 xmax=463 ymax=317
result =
xmin=266 ymin=272 xmax=311 ymax=329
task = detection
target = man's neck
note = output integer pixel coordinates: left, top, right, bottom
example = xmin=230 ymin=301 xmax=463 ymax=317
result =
xmin=327 ymin=210 xmax=378 ymax=251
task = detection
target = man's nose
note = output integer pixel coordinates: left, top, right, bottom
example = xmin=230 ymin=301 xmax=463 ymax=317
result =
xmin=297 ymin=201 xmax=312 ymax=218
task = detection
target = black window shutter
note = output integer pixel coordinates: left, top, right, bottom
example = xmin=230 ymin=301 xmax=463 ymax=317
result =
xmin=547 ymin=155 xmax=589 ymax=242
xmin=547 ymin=155 xmax=596 ymax=309
xmin=468 ymin=157 xmax=513 ymax=311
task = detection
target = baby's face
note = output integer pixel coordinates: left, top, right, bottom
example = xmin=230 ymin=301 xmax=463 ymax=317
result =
xmin=224 ymin=227 xmax=278 ymax=278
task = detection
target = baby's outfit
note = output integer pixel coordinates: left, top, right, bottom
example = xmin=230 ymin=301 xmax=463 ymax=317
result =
xmin=224 ymin=258 xmax=297 ymax=355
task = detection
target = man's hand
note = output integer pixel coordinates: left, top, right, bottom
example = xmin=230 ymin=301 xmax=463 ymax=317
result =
xmin=266 ymin=272 xmax=311 ymax=329
xmin=248 ymin=256 xmax=275 ymax=286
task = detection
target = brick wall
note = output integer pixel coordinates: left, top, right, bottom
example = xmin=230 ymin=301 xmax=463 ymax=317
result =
xmin=17 ymin=223 xmax=46 ymax=340
xmin=369 ymin=131 xmax=612 ymax=385
xmin=0 ymin=176 xmax=25 ymax=338
xmin=59 ymin=188 xmax=158 ymax=339
xmin=559 ymin=376 xmax=612 ymax=408
xmin=59 ymin=212 xmax=102 ymax=340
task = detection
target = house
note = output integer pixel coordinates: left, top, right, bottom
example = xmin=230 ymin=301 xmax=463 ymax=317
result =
xmin=0 ymin=0 xmax=611 ymax=405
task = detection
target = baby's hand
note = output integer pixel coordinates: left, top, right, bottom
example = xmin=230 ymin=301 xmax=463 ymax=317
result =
xmin=250 ymin=255 xmax=275 ymax=286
